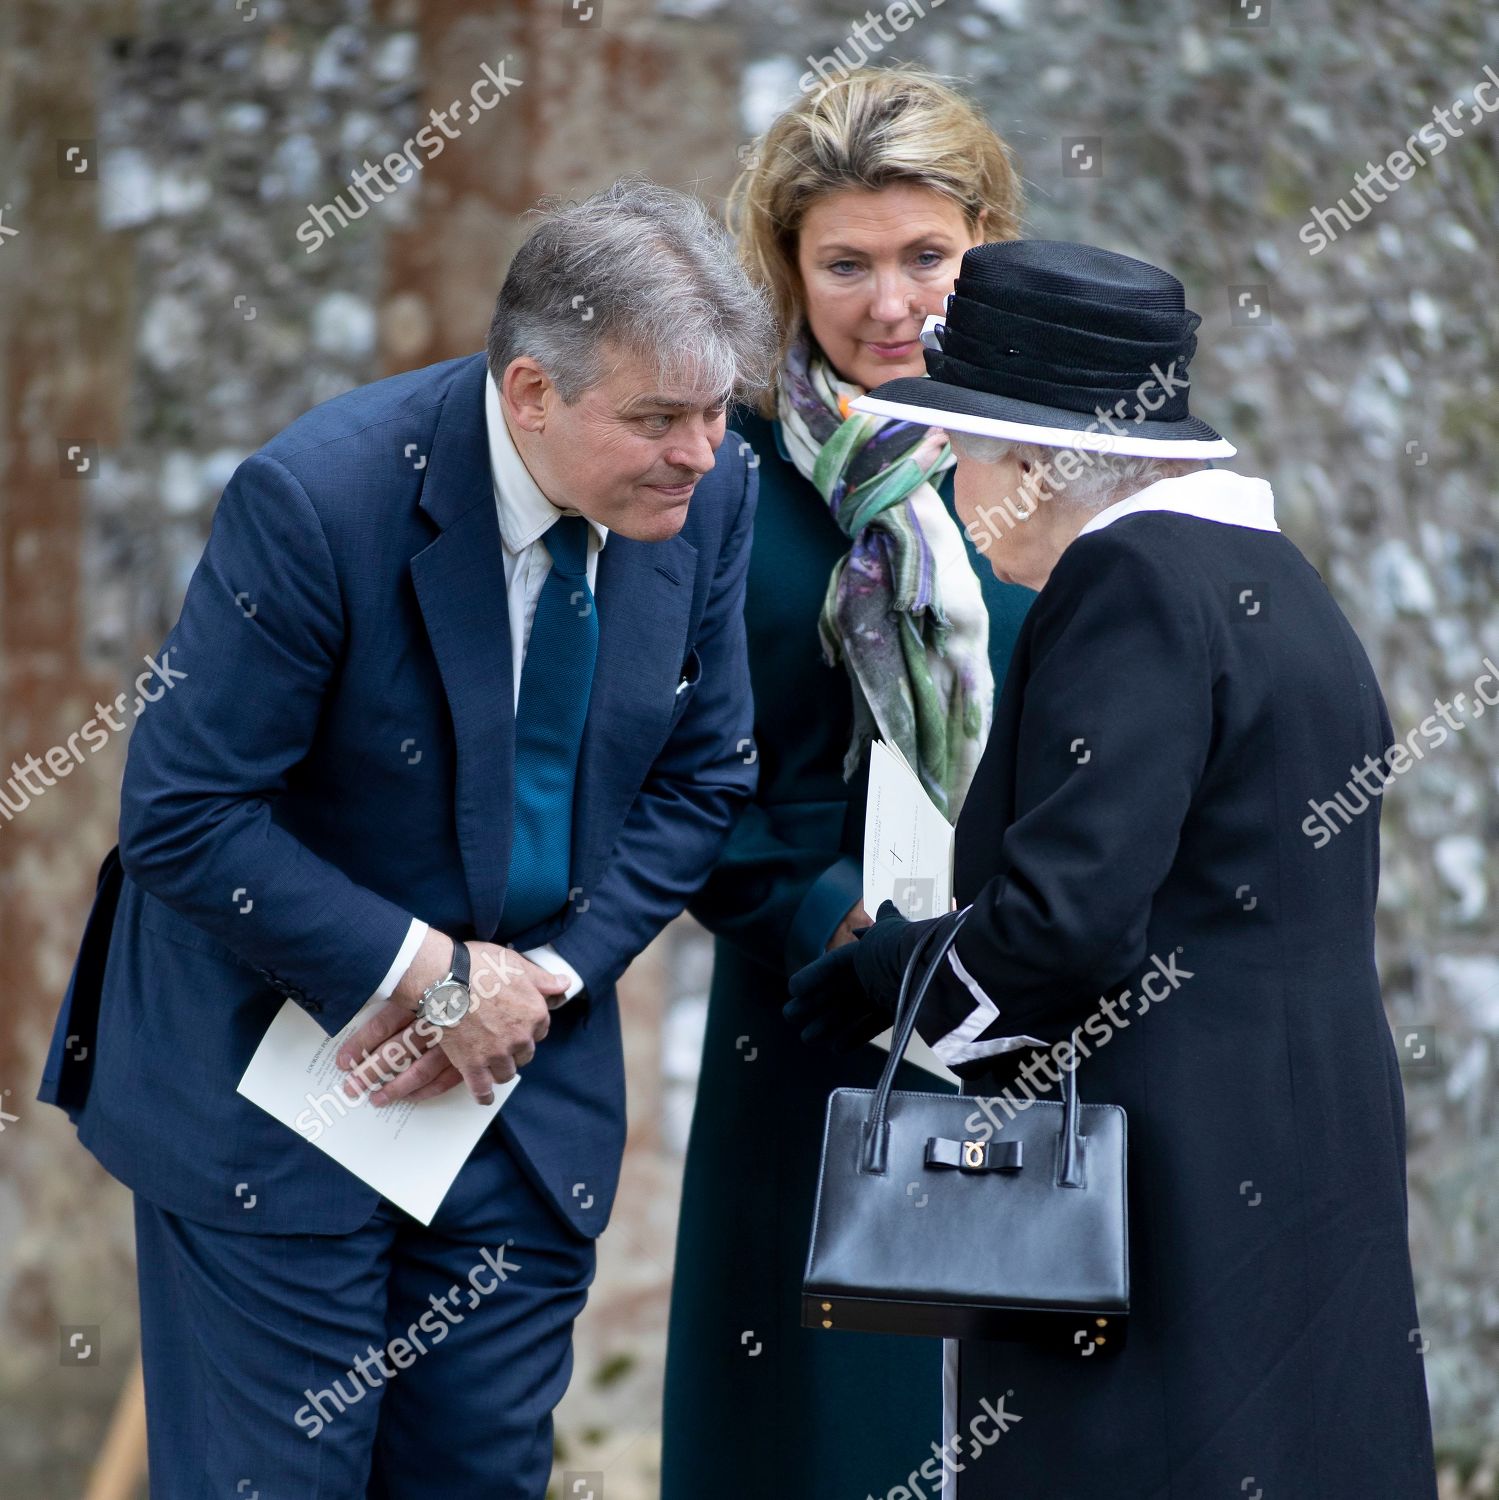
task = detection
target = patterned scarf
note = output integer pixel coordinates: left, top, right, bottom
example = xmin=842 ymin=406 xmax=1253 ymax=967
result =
xmin=775 ymin=331 xmax=994 ymax=820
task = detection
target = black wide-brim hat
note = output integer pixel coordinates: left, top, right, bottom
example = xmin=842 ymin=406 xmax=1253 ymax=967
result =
xmin=853 ymin=239 xmax=1235 ymax=459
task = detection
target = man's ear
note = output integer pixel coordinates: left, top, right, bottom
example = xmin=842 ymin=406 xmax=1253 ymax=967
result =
xmin=501 ymin=357 xmax=553 ymax=434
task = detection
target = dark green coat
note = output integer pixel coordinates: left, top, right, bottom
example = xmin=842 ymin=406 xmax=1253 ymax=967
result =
xmin=662 ymin=409 xmax=1033 ymax=1496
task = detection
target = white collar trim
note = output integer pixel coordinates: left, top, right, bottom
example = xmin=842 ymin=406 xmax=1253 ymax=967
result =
xmin=1077 ymin=468 xmax=1279 ymax=538
xmin=484 ymin=371 xmax=609 ymax=556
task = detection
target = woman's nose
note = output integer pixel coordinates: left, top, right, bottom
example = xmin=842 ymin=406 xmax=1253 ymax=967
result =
xmin=870 ymin=273 xmax=919 ymax=327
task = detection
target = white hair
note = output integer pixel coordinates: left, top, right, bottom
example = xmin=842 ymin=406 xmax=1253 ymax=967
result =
xmin=946 ymin=429 xmax=1205 ymax=512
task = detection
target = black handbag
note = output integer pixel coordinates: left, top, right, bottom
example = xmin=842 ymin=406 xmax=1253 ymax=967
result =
xmin=801 ymin=908 xmax=1130 ymax=1350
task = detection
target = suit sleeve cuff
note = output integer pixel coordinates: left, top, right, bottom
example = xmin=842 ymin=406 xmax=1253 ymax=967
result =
xmin=522 ymin=943 xmax=586 ymax=1004
xmin=367 ymin=917 xmax=429 ymax=1005
xmin=785 ymin=854 xmax=865 ymax=974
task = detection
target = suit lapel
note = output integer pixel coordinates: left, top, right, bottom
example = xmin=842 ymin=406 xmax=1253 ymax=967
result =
xmin=410 ymin=355 xmax=514 ymax=940
xmin=569 ymin=530 xmax=696 ymax=893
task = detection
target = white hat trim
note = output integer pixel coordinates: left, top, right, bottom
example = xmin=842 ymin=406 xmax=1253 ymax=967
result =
xmin=849 ymin=393 xmax=1237 ymax=460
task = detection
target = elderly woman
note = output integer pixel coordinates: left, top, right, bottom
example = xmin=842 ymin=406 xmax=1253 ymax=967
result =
xmin=787 ymin=239 xmax=1438 ymax=1498
xmin=662 ymin=67 xmax=1035 ymax=1496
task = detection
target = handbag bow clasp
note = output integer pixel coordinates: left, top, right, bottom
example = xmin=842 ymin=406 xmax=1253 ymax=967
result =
xmin=925 ymin=1137 xmax=1023 ymax=1173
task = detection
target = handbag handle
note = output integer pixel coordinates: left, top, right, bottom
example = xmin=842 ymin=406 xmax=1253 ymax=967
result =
xmin=859 ymin=906 xmax=1084 ymax=1188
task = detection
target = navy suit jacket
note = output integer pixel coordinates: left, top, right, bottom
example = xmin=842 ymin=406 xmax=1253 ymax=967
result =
xmin=38 ymin=351 xmax=758 ymax=1238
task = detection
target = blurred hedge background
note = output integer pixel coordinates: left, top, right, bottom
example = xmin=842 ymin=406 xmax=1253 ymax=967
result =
xmin=1 ymin=0 xmax=1495 ymax=1494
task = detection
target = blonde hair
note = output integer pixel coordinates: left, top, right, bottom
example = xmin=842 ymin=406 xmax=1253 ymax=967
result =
xmin=727 ymin=65 xmax=1024 ymax=412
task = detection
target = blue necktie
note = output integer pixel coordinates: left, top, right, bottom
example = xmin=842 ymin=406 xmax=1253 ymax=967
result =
xmin=501 ymin=514 xmax=598 ymax=936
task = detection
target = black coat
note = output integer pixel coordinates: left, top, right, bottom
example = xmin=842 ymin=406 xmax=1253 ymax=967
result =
xmin=912 ymin=491 xmax=1437 ymax=1498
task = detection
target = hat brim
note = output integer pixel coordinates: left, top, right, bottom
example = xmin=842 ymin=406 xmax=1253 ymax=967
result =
xmin=853 ymin=376 xmax=1236 ymax=460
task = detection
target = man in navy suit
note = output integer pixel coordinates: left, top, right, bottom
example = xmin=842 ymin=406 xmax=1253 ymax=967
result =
xmin=38 ymin=177 xmax=774 ymax=1497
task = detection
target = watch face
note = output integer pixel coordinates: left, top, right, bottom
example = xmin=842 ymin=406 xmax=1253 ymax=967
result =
xmin=425 ymin=981 xmax=471 ymax=1027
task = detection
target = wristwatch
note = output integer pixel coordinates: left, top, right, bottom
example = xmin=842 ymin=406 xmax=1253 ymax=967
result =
xmin=416 ymin=938 xmax=472 ymax=1029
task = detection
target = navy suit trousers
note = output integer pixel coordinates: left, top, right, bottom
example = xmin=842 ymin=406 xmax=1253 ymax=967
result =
xmin=132 ymin=1123 xmax=594 ymax=1499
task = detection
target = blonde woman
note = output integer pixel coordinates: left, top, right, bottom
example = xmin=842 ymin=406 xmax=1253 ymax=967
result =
xmin=664 ymin=67 xmax=1035 ymax=1495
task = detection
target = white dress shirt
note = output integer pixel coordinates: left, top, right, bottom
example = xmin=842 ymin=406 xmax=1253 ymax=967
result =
xmin=926 ymin=467 xmax=1277 ymax=1068
xmin=367 ymin=373 xmax=609 ymax=1009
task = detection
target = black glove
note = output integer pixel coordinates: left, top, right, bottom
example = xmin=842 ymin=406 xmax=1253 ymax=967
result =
xmin=784 ymin=901 xmax=933 ymax=1052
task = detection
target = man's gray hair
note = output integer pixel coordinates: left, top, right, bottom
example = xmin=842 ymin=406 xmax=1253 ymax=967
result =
xmin=946 ymin=429 xmax=1205 ymax=511
xmin=487 ymin=176 xmax=776 ymax=404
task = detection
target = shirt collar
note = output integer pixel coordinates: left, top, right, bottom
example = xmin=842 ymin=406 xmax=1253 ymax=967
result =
xmin=484 ymin=370 xmax=609 ymax=557
xmin=1077 ymin=468 xmax=1279 ymax=538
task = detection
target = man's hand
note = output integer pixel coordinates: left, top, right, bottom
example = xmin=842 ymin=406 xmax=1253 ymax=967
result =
xmin=439 ymin=942 xmax=566 ymax=1104
xmin=336 ymin=932 xmax=566 ymax=1108
xmin=826 ymin=898 xmax=873 ymax=952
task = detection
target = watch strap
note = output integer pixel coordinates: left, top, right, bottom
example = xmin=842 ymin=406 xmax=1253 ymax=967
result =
xmin=448 ymin=938 xmax=471 ymax=989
